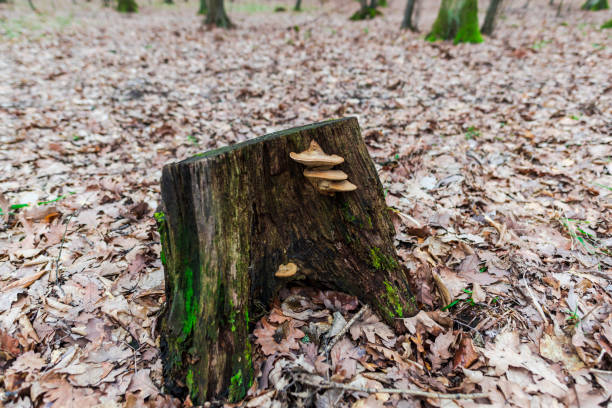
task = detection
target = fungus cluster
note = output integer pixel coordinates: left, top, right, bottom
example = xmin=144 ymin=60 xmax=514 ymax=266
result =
xmin=290 ymin=140 xmax=357 ymax=195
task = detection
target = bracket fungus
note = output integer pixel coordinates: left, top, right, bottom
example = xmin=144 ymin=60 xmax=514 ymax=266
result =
xmin=290 ymin=140 xmax=357 ymax=195
xmin=275 ymin=262 xmax=298 ymax=278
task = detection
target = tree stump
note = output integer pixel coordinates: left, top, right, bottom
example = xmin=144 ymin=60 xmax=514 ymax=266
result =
xmin=157 ymin=117 xmax=417 ymax=404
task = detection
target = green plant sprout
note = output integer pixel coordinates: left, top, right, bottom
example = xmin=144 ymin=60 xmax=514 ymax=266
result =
xmin=560 ymin=218 xmax=610 ymax=256
xmin=465 ymin=126 xmax=480 ymax=140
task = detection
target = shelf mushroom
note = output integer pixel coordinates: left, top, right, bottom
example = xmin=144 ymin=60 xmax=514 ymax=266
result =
xmin=275 ymin=262 xmax=298 ymax=278
xmin=290 ymin=141 xmax=357 ymax=195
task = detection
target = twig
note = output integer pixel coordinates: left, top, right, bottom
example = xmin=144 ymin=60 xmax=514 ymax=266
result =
xmin=54 ymin=212 xmax=75 ymax=283
xmin=521 ymin=273 xmax=547 ymax=322
xmin=296 ymin=373 xmax=488 ymax=400
xmin=324 ymin=305 xmax=368 ymax=354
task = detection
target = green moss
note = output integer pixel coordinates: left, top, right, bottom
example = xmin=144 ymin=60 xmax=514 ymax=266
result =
xmin=384 ymin=280 xmax=403 ymax=317
xmin=154 ymin=212 xmax=167 ymax=265
xmin=186 ymin=369 xmax=195 ymax=397
xmin=426 ymin=0 xmax=483 ymax=44
xmin=229 ymin=300 xmax=237 ymax=332
xmin=582 ymin=0 xmax=609 ymax=10
xmin=182 ymin=266 xmax=197 ymax=336
xmin=370 ymin=247 xmax=398 ymax=271
xmin=117 ymin=0 xmax=138 ymax=12
xmin=350 ymin=6 xmax=382 ymax=20
xmin=602 ymin=19 xmax=612 ymax=28
xmin=229 ymin=369 xmax=245 ymax=402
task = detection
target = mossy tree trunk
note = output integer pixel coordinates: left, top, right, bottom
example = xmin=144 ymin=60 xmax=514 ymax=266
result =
xmin=350 ymin=0 xmax=381 ymax=20
xmin=198 ymin=0 xmax=207 ymax=14
xmin=294 ymin=0 xmax=302 ymax=11
xmin=426 ymin=0 xmax=483 ymax=44
xmin=205 ymin=0 xmax=233 ymax=27
xmin=481 ymin=0 xmax=502 ymax=35
xmin=158 ymin=118 xmax=417 ymax=405
xmin=117 ymin=0 xmax=138 ymax=12
xmin=602 ymin=18 xmax=612 ymax=28
xmin=581 ymin=0 xmax=609 ymax=10
xmin=401 ymin=0 xmax=419 ymax=31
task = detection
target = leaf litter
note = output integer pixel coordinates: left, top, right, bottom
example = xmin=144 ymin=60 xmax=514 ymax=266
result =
xmin=0 ymin=0 xmax=611 ymax=406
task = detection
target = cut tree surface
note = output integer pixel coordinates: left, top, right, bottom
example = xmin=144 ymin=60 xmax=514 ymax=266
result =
xmin=157 ymin=117 xmax=417 ymax=404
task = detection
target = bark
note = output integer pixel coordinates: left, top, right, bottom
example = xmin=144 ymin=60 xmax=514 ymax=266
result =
xmin=581 ymin=0 xmax=609 ymax=10
xmin=198 ymin=0 xmax=207 ymax=14
xmin=426 ymin=0 xmax=483 ymax=44
xmin=158 ymin=118 xmax=417 ymax=404
xmin=205 ymin=0 xmax=233 ymax=27
xmin=294 ymin=0 xmax=302 ymax=11
xmin=401 ymin=0 xmax=418 ymax=31
xmin=117 ymin=0 xmax=138 ymax=12
xmin=481 ymin=0 xmax=502 ymax=35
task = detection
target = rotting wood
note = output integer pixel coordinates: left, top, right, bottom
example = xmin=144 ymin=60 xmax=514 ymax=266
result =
xmin=157 ymin=117 xmax=417 ymax=404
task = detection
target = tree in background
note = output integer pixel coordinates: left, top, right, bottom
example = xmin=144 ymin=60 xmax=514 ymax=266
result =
xmin=350 ymin=0 xmax=381 ymax=20
xmin=401 ymin=0 xmax=419 ymax=31
xmin=581 ymin=0 xmax=609 ymax=10
xmin=294 ymin=0 xmax=302 ymax=11
xmin=198 ymin=0 xmax=207 ymax=14
xmin=117 ymin=0 xmax=138 ymax=12
xmin=426 ymin=0 xmax=483 ymax=44
xmin=481 ymin=0 xmax=503 ymax=35
xmin=205 ymin=0 xmax=233 ymax=27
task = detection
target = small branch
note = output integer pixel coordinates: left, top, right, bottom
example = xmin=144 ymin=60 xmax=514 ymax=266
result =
xmin=324 ymin=305 xmax=368 ymax=354
xmin=522 ymin=273 xmax=547 ymax=322
xmin=296 ymin=373 xmax=488 ymax=400
xmin=54 ymin=212 xmax=75 ymax=283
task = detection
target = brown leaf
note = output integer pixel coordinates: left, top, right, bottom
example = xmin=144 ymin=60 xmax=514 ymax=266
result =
xmin=452 ymin=335 xmax=479 ymax=369
xmin=254 ymin=317 xmax=305 ymax=356
xmin=429 ymin=331 xmax=456 ymax=370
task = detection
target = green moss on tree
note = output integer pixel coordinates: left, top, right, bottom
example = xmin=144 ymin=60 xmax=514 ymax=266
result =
xmin=426 ymin=0 xmax=483 ymax=44
xmin=117 ymin=0 xmax=138 ymax=12
xmin=582 ymin=0 xmax=609 ymax=10
xmin=602 ymin=19 xmax=612 ymax=28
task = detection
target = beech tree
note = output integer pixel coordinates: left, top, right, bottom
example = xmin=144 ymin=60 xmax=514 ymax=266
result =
xmin=350 ymin=0 xmax=381 ymax=20
xmin=426 ymin=0 xmax=483 ymax=44
xmin=117 ymin=0 xmax=138 ymax=12
xmin=581 ymin=0 xmax=609 ymax=10
xmin=401 ymin=0 xmax=419 ymax=31
xmin=481 ymin=0 xmax=503 ymax=35
xmin=198 ymin=0 xmax=207 ymax=14
xmin=205 ymin=0 xmax=232 ymax=27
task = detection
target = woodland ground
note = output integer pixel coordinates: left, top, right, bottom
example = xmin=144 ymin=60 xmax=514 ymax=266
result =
xmin=0 ymin=0 xmax=611 ymax=407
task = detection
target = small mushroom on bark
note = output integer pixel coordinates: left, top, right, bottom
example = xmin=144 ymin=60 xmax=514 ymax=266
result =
xmin=290 ymin=141 xmax=357 ymax=195
xmin=275 ymin=262 xmax=298 ymax=278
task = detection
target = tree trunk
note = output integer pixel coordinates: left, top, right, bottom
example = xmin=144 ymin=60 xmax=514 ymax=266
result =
xmin=294 ymin=0 xmax=302 ymax=11
xmin=158 ymin=118 xmax=417 ymax=404
xmin=198 ymin=0 xmax=207 ymax=14
xmin=581 ymin=0 xmax=608 ymax=10
xmin=117 ymin=0 xmax=138 ymax=12
xmin=426 ymin=0 xmax=483 ymax=44
xmin=481 ymin=0 xmax=502 ymax=35
xmin=350 ymin=0 xmax=381 ymax=20
xmin=401 ymin=0 xmax=418 ymax=31
xmin=205 ymin=0 xmax=232 ymax=27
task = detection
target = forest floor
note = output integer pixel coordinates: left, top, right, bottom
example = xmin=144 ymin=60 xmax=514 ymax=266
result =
xmin=1 ymin=0 xmax=611 ymax=407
